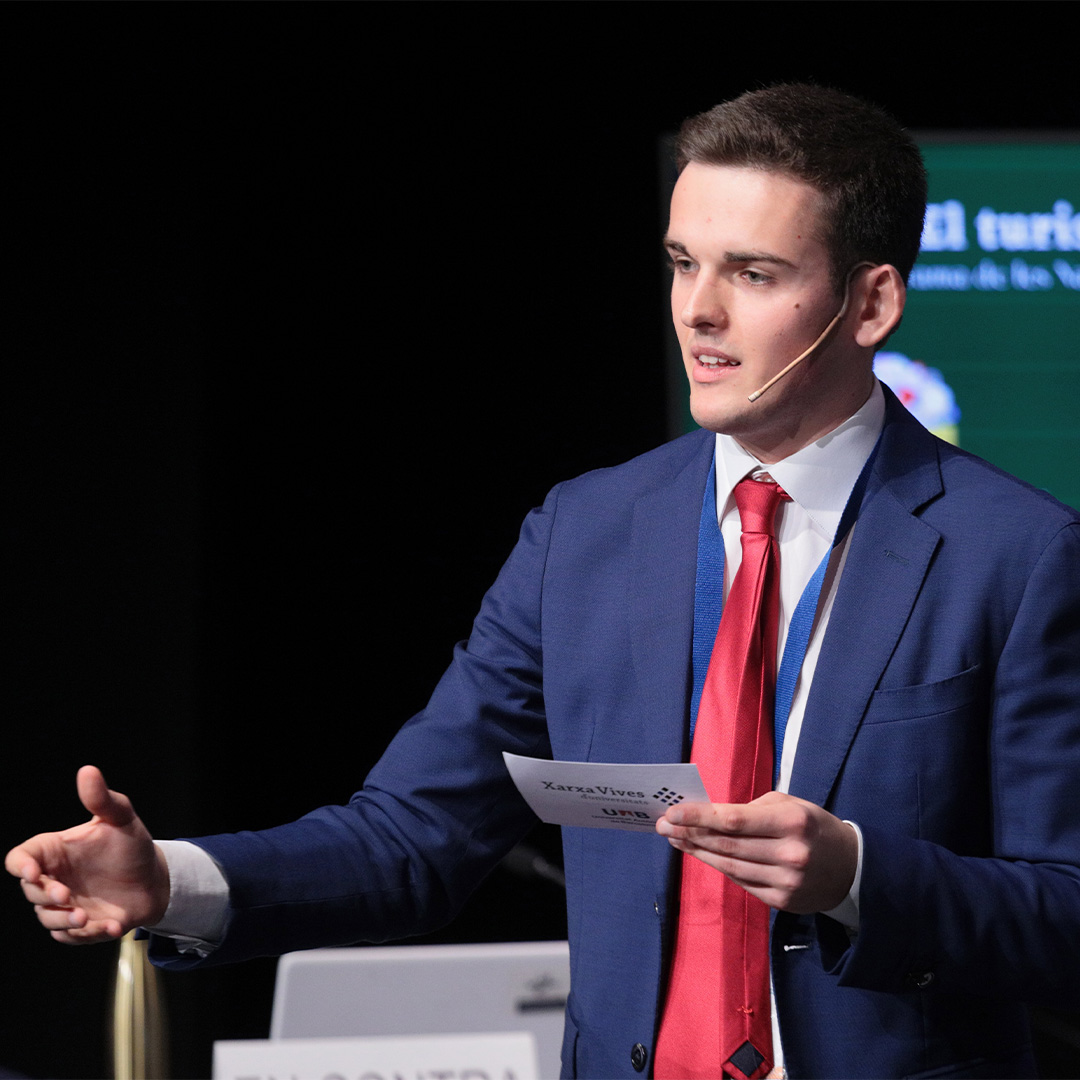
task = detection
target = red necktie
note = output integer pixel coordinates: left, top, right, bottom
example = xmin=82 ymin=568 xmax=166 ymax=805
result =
xmin=655 ymin=477 xmax=789 ymax=1080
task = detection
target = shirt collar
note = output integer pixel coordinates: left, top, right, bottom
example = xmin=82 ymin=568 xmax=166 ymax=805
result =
xmin=714 ymin=379 xmax=886 ymax=541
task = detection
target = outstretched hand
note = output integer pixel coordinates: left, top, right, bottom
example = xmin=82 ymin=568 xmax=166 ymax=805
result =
xmin=5 ymin=766 xmax=170 ymax=944
xmin=656 ymin=790 xmax=858 ymax=915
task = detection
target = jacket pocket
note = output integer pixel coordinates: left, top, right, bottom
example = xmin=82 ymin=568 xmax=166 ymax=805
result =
xmin=863 ymin=663 xmax=983 ymax=725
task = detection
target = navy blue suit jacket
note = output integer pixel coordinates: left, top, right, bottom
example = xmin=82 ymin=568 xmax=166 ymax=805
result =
xmin=154 ymin=389 xmax=1080 ymax=1078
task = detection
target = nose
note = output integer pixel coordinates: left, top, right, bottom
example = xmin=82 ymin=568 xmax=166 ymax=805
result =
xmin=679 ymin=272 xmax=727 ymax=332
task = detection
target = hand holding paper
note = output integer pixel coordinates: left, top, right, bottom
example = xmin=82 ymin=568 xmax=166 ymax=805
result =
xmin=656 ymin=791 xmax=858 ymax=913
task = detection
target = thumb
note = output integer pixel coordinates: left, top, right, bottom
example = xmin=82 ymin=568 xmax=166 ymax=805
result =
xmin=76 ymin=765 xmax=136 ymax=828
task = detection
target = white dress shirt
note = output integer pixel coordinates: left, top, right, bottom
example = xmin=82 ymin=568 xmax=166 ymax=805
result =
xmin=714 ymin=381 xmax=884 ymax=799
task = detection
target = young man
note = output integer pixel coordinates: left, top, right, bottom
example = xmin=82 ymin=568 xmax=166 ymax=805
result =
xmin=10 ymin=86 xmax=1080 ymax=1079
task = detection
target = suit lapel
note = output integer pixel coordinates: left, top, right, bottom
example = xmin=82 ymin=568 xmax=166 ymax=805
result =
xmin=629 ymin=430 xmax=715 ymax=767
xmin=788 ymin=393 xmax=945 ymax=808
xmin=617 ymin=400 xmax=945 ymax=808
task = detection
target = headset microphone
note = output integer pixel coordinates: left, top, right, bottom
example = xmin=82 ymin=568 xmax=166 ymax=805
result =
xmin=747 ymin=262 xmax=873 ymax=403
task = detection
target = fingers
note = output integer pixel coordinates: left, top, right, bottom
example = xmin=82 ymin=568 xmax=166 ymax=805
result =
xmin=20 ymin=876 xmax=72 ymax=907
xmin=29 ymin=888 xmax=138 ymax=944
xmin=4 ymin=846 xmax=43 ymax=884
xmin=49 ymin=921 xmax=125 ymax=946
xmin=34 ymin=902 xmax=88 ymax=932
xmin=658 ymin=817 xmax=780 ymax=868
xmin=659 ymin=791 xmax=794 ymax=837
xmin=76 ymin=765 xmax=135 ymax=828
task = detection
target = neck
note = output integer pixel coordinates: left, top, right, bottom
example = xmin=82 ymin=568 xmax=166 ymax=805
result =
xmin=734 ymin=375 xmax=876 ymax=465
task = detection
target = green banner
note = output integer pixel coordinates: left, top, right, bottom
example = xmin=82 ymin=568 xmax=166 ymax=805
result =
xmin=889 ymin=141 xmax=1080 ymax=509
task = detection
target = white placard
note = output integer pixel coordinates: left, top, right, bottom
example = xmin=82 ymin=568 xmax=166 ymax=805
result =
xmin=503 ymin=752 xmax=709 ymax=830
xmin=214 ymin=1031 xmax=538 ymax=1080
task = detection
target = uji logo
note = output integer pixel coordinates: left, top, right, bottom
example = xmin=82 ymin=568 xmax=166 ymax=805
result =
xmin=652 ymin=787 xmax=687 ymax=806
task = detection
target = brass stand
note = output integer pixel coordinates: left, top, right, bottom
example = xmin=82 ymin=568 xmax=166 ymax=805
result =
xmin=111 ymin=931 xmax=168 ymax=1079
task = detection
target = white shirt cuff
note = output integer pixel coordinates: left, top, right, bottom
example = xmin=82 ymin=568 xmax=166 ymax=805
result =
xmin=146 ymin=840 xmax=230 ymax=956
xmin=820 ymin=820 xmax=863 ymax=932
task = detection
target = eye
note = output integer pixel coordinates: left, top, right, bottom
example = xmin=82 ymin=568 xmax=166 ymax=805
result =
xmin=741 ymin=268 xmax=773 ymax=286
xmin=666 ymin=255 xmax=696 ymax=275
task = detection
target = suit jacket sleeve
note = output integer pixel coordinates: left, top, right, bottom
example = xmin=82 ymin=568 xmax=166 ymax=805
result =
xmin=151 ymin=483 xmax=565 ymax=969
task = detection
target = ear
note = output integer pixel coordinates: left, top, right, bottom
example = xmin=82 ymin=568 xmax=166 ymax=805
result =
xmin=852 ymin=264 xmax=905 ymax=348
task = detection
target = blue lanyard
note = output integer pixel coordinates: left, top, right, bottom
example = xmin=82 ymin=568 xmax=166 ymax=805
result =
xmin=689 ymin=442 xmax=879 ymax=786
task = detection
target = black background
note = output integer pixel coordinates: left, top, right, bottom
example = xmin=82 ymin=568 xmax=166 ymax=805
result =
xmin=4 ymin=9 xmax=1079 ymax=1078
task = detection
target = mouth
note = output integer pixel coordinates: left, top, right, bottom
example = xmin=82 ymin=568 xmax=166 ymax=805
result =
xmin=695 ymin=354 xmax=740 ymax=369
xmin=691 ymin=345 xmax=740 ymax=369
xmin=690 ymin=349 xmax=741 ymax=382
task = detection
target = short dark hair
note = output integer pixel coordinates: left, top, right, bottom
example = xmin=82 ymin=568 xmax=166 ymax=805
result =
xmin=675 ymin=84 xmax=927 ymax=290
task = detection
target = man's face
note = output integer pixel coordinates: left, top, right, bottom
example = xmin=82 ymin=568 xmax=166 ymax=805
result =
xmin=666 ymin=164 xmax=871 ymax=462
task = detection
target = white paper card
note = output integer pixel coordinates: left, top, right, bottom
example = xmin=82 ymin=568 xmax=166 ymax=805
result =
xmin=503 ymin=752 xmax=709 ymax=830
xmin=213 ymin=1031 xmax=538 ymax=1080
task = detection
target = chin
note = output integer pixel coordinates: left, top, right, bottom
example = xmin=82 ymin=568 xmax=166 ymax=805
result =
xmin=688 ymin=392 xmax=752 ymax=436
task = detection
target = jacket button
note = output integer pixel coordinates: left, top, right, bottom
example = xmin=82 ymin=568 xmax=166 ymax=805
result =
xmin=631 ymin=1043 xmax=648 ymax=1072
xmin=908 ymin=970 xmax=935 ymax=989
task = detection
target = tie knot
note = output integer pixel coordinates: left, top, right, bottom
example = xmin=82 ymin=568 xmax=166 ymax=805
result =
xmin=734 ymin=477 xmax=789 ymax=536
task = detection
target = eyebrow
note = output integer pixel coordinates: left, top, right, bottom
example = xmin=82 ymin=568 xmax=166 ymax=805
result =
xmin=724 ymin=249 xmax=798 ymax=270
xmin=661 ymin=237 xmax=798 ymax=271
